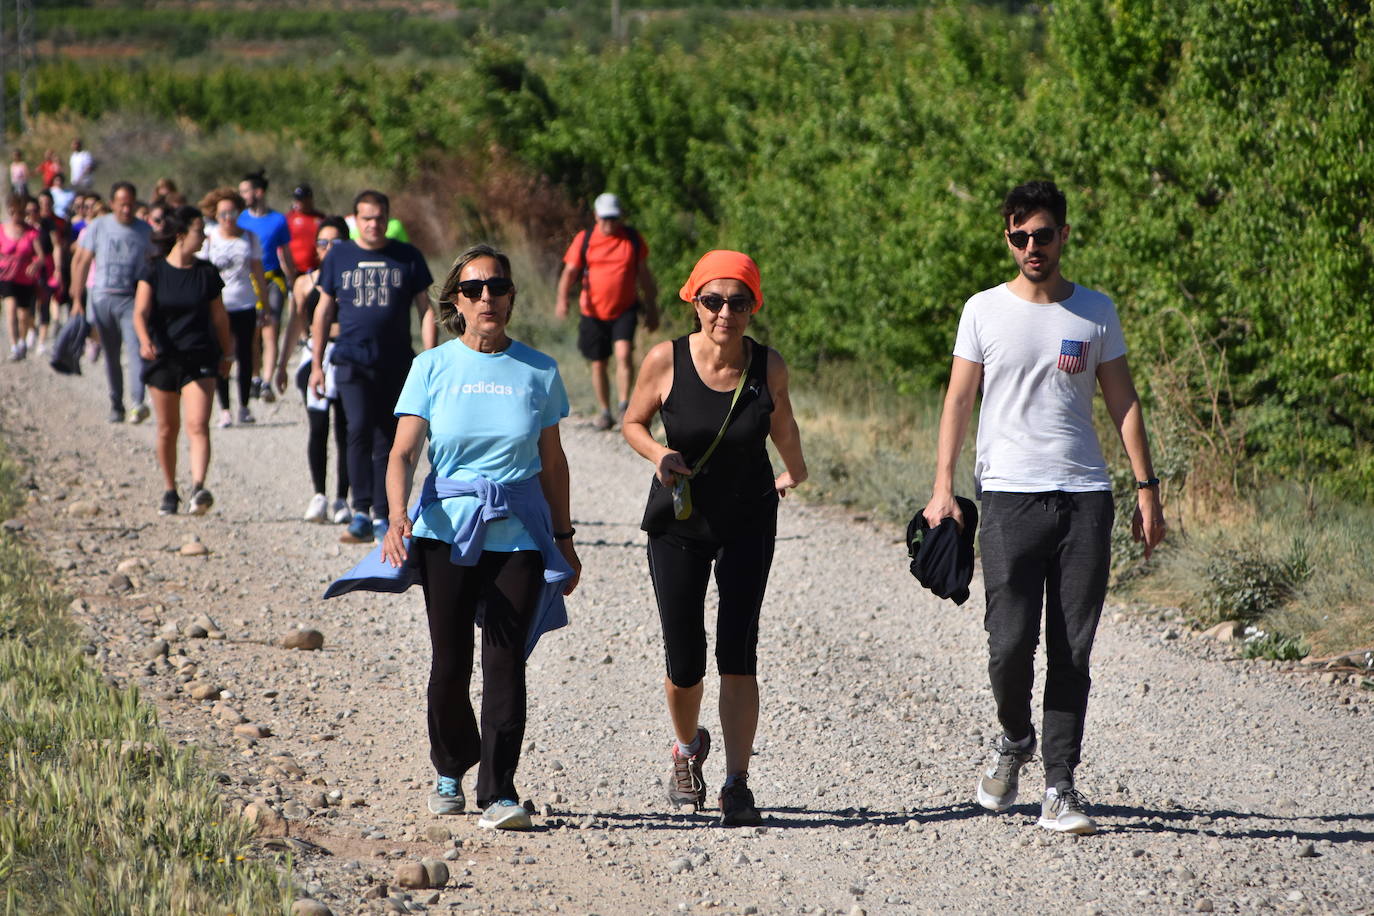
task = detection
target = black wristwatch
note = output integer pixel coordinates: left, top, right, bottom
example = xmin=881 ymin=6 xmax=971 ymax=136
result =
xmin=553 ymin=528 xmax=576 ymax=540
xmin=1136 ymin=477 xmax=1160 ymax=489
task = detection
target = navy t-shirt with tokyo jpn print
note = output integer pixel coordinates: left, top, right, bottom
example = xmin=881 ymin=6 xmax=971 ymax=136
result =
xmin=318 ymin=239 xmax=434 ymax=370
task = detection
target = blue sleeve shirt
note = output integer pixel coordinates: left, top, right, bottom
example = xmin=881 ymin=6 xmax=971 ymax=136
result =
xmin=395 ymin=338 xmax=570 ymax=550
xmin=236 ymin=209 xmax=291 ymax=273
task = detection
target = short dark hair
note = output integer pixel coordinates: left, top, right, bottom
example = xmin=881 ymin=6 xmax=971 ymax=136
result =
xmin=352 ymin=189 xmax=390 ymax=216
xmin=241 ymin=170 xmax=268 ymax=192
xmin=317 ymin=215 xmax=350 ymax=238
xmin=110 ymin=180 xmax=137 ymax=200
xmin=435 ymin=244 xmax=513 ymax=337
xmin=1001 ymin=180 xmax=1067 ymax=228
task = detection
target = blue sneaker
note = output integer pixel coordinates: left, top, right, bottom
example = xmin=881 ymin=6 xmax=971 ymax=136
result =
xmin=427 ymin=776 xmax=464 ymax=815
xmin=341 ymin=512 xmax=373 ymax=544
xmin=373 ymin=518 xmax=389 ymax=543
xmin=477 ymin=799 xmax=532 ymax=830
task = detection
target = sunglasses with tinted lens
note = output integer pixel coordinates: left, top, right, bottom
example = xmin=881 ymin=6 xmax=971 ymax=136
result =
xmin=1006 ymin=227 xmax=1059 ymax=249
xmin=314 ymin=237 xmax=344 ymax=249
xmin=695 ymin=293 xmax=754 ymax=314
xmin=456 ymin=277 xmax=514 ymax=300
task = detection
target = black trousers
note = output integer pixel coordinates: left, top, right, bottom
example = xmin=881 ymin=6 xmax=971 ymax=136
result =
xmin=305 ymin=400 xmax=349 ymax=499
xmin=979 ymin=490 xmax=1114 ymax=789
xmin=647 ymin=520 xmax=776 ymax=689
xmin=216 ymin=309 xmax=256 ymax=410
xmin=415 ymin=539 xmax=542 ymax=807
xmin=334 ymin=364 xmax=406 ymax=517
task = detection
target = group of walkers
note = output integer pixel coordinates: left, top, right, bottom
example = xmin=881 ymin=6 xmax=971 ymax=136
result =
xmin=8 ymin=161 xmax=1166 ymax=838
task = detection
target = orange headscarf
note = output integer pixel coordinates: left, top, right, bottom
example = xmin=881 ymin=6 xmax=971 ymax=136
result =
xmin=678 ymin=249 xmax=763 ymax=312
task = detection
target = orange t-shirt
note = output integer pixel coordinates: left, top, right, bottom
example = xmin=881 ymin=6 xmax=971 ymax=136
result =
xmin=563 ymin=227 xmax=647 ymax=321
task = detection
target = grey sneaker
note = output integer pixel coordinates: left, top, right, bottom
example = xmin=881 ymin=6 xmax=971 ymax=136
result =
xmin=975 ymin=733 xmax=1037 ymax=812
xmin=1038 ymin=786 xmax=1097 ymax=835
xmin=477 ymin=799 xmax=531 ymax=830
xmin=128 ymin=403 xmax=151 ymax=424
xmin=427 ymin=776 xmax=464 ymax=815
xmin=592 ymin=409 xmax=613 ymax=431
xmin=667 ymin=728 xmax=710 ymax=810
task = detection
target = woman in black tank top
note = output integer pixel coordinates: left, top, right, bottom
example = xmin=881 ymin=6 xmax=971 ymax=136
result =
xmin=623 ymin=250 xmax=808 ymax=828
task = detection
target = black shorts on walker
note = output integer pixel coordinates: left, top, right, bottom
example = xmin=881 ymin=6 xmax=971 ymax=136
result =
xmin=577 ymin=305 xmax=639 ymax=361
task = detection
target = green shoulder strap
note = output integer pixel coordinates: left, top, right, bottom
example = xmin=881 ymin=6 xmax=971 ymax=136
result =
xmin=691 ymin=342 xmax=754 ymax=475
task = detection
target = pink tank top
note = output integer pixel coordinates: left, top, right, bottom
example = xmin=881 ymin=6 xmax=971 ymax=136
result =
xmin=0 ymin=226 xmax=38 ymax=283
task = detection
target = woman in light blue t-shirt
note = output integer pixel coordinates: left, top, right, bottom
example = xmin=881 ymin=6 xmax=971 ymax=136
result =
xmin=381 ymin=244 xmax=581 ymax=831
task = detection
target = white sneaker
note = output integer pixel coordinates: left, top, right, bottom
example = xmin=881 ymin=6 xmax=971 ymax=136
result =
xmin=217 ymin=409 xmax=233 ymax=429
xmin=24 ymin=329 xmax=36 ymax=349
xmin=303 ymin=493 xmax=329 ymax=523
xmin=1037 ymin=786 xmax=1098 ymax=835
xmin=330 ymin=498 xmax=350 ymax=525
xmin=477 ymin=799 xmax=531 ymax=830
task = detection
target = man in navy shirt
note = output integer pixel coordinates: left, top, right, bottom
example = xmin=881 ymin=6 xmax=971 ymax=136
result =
xmin=310 ymin=189 xmax=437 ymax=543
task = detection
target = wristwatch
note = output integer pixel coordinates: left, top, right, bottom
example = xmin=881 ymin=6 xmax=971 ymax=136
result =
xmin=1136 ymin=477 xmax=1160 ymax=489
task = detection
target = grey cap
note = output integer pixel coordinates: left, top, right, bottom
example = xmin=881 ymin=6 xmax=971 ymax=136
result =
xmin=593 ymin=192 xmax=622 ymax=219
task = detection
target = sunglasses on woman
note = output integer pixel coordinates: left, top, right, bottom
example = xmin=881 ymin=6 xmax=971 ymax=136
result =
xmin=1005 ymin=226 xmax=1060 ymax=249
xmin=695 ymin=293 xmax=754 ymax=314
xmin=315 ymin=237 xmax=344 ymax=249
xmin=456 ymin=277 xmax=514 ymax=300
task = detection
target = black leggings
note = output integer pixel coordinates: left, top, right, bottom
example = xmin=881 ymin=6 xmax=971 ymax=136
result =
xmin=216 ymin=309 xmax=256 ymax=409
xmin=416 ymin=538 xmax=542 ymax=807
xmin=305 ymin=399 xmax=349 ymax=499
xmin=647 ymin=523 xmax=776 ymax=689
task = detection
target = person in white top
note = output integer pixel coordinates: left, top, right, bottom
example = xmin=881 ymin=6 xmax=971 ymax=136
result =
xmin=68 ymin=139 xmax=95 ymax=190
xmin=197 ymin=187 xmax=267 ymax=428
xmin=922 ymin=180 xmax=1165 ymax=836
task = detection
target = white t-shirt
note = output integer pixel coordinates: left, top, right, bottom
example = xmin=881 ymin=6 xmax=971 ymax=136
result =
xmin=953 ymin=282 xmax=1127 ymax=494
xmin=69 ymin=150 xmax=94 ymax=186
xmin=197 ymin=226 xmax=262 ymax=312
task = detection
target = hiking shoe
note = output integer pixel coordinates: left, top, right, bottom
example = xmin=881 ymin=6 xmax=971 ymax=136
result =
xmin=592 ymin=409 xmax=613 ymax=431
xmin=250 ymin=377 xmax=264 ymax=399
xmin=188 ymin=487 xmax=214 ymax=516
xmin=427 ymin=776 xmax=465 ymax=815
xmin=341 ymin=513 xmax=373 ymax=543
xmin=1038 ymin=786 xmax=1097 ymax=835
xmin=158 ymin=490 xmax=179 ymax=516
xmin=330 ymin=498 xmax=351 ymax=524
xmin=975 ymin=733 xmax=1037 ymax=812
xmin=718 ymin=775 xmax=763 ymax=827
xmin=217 ymin=409 xmax=232 ymax=429
xmin=303 ymin=493 xmax=329 ymax=523
xmin=237 ymin=407 xmax=256 ymax=425
xmin=108 ymin=408 xmax=125 ymax=424
xmin=261 ymin=384 xmax=277 ymax=404
xmin=668 ymin=728 xmax=711 ymax=810
xmin=477 ymin=799 xmax=532 ymax=831
xmin=128 ymin=403 xmax=151 ymax=425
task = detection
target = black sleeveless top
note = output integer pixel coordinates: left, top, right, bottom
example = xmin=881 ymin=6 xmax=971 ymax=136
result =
xmin=301 ymin=273 xmax=322 ymax=329
xmin=646 ymin=335 xmax=777 ymax=540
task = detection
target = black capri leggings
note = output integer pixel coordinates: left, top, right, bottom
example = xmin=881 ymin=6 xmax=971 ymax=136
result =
xmin=305 ymin=399 xmax=349 ymax=500
xmin=415 ymin=538 xmax=542 ymax=808
xmin=216 ymin=309 xmax=256 ymax=410
xmin=647 ymin=522 xmax=776 ymax=689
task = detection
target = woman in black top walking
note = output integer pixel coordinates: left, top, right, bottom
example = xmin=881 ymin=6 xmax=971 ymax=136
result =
xmin=622 ymin=249 xmax=807 ymax=827
xmin=133 ymin=205 xmax=233 ymax=516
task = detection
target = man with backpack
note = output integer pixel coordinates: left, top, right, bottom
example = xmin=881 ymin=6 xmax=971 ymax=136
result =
xmin=556 ymin=193 xmax=659 ymax=430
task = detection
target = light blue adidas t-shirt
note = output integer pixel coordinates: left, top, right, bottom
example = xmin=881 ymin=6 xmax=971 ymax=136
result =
xmin=394 ymin=338 xmax=569 ymax=551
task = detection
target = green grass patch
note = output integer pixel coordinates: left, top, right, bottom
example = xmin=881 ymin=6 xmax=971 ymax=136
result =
xmin=0 ymin=443 xmax=289 ymax=914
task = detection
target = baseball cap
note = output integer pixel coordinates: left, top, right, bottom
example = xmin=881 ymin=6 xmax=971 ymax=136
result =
xmin=293 ymin=183 xmax=313 ymax=199
xmin=593 ymin=193 xmax=622 ymax=219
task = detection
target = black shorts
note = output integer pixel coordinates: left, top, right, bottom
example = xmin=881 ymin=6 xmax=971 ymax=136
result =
xmin=577 ymin=305 xmax=639 ymax=361
xmin=0 ymin=281 xmax=36 ymax=311
xmin=142 ymin=351 xmax=221 ymax=392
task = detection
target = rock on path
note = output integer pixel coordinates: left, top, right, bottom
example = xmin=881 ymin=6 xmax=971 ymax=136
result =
xmin=3 ymin=351 xmax=1372 ymax=915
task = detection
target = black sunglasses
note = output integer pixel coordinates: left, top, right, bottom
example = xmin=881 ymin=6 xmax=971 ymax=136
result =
xmin=1006 ymin=227 xmax=1060 ymax=249
xmin=695 ymin=293 xmax=754 ymax=314
xmin=456 ymin=277 xmax=514 ymax=300
xmin=315 ymin=237 xmax=344 ymax=249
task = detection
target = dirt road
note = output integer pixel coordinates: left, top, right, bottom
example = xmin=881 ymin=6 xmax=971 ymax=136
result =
xmin=2 ymin=351 xmax=1370 ymax=915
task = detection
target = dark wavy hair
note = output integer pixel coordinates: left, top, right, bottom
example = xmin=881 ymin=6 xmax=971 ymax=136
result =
xmin=151 ymin=204 xmax=204 ymax=259
xmin=1001 ymin=179 xmax=1067 ymax=228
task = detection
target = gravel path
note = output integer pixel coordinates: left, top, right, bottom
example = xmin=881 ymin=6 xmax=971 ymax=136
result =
xmin=2 ymin=350 xmax=1371 ymax=916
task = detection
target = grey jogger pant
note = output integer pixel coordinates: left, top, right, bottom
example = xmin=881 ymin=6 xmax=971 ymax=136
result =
xmin=89 ymin=291 xmax=144 ymax=413
xmin=979 ymin=490 xmax=1114 ymax=789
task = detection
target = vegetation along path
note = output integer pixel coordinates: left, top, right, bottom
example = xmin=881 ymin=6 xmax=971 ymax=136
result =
xmin=2 ymin=352 xmax=1371 ymax=915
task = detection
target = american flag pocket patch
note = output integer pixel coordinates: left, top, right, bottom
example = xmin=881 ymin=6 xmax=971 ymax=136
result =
xmin=1058 ymin=339 xmax=1090 ymax=373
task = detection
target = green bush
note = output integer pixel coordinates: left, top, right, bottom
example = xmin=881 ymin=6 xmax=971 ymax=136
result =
xmin=1196 ymin=539 xmax=1311 ymax=625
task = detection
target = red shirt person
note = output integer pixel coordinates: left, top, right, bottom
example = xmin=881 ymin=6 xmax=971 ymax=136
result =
xmin=286 ymin=183 xmax=324 ymax=274
xmin=555 ymin=193 xmax=659 ymax=430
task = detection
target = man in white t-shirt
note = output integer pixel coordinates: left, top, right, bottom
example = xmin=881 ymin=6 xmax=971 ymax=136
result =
xmin=69 ymin=139 xmax=95 ymax=190
xmin=922 ymin=180 xmax=1165 ymax=835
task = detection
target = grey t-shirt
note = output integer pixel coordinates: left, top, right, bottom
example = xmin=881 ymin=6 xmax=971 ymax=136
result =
xmin=78 ymin=214 xmax=153 ymax=296
xmin=953 ymin=282 xmax=1127 ymax=494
